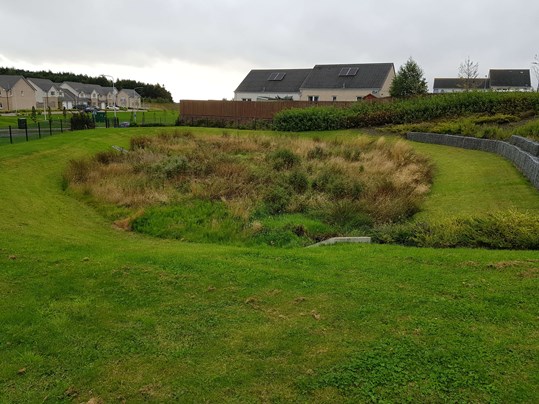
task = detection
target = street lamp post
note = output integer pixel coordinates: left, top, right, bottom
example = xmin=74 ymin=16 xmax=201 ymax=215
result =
xmin=532 ymin=59 xmax=539 ymax=92
xmin=101 ymin=74 xmax=117 ymax=122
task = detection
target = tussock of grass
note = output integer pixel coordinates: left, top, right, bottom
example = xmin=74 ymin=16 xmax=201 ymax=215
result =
xmin=63 ymin=130 xmax=433 ymax=245
xmin=374 ymin=210 xmax=539 ymax=249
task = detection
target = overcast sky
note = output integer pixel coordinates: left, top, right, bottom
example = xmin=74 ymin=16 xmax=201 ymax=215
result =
xmin=2 ymin=0 xmax=538 ymax=101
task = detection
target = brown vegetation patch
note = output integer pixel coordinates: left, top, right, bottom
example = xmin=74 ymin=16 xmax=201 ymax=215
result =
xmin=63 ymin=130 xmax=434 ymax=244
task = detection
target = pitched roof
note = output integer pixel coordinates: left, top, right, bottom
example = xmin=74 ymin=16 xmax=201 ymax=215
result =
xmin=119 ymin=88 xmax=141 ymax=97
xmin=433 ymin=77 xmax=490 ymax=89
xmin=301 ymin=63 xmax=394 ymax=89
xmin=27 ymin=77 xmax=57 ymax=92
xmin=59 ymin=88 xmax=77 ymax=102
xmin=489 ymin=69 xmax=531 ymax=88
xmin=235 ymin=69 xmax=312 ymax=93
xmin=0 ymin=75 xmax=26 ymax=90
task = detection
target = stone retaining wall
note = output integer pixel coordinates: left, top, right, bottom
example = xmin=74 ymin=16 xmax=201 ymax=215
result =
xmin=406 ymin=132 xmax=539 ymax=190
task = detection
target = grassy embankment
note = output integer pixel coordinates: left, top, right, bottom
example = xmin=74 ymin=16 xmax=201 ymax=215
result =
xmin=0 ymin=127 xmax=538 ymax=402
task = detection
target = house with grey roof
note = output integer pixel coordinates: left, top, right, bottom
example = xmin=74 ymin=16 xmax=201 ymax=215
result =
xmin=0 ymin=75 xmax=36 ymax=111
xmin=234 ymin=63 xmax=395 ymax=102
xmin=57 ymin=85 xmax=77 ymax=110
xmin=299 ymin=63 xmax=395 ymax=101
xmin=433 ymin=69 xmax=532 ymax=93
xmin=116 ymin=88 xmax=142 ymax=109
xmin=433 ymin=77 xmax=490 ymax=93
xmin=489 ymin=69 xmax=532 ymax=91
xmin=27 ymin=78 xmax=61 ymax=110
xmin=234 ymin=69 xmax=312 ymax=101
xmin=60 ymin=82 xmax=117 ymax=109
xmin=60 ymin=82 xmax=93 ymax=106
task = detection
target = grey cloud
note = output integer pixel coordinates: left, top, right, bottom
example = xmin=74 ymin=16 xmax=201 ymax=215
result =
xmin=2 ymin=0 xmax=539 ymax=95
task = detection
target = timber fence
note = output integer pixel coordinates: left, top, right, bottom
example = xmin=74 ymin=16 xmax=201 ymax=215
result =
xmin=178 ymin=100 xmax=355 ymax=128
xmin=407 ymin=132 xmax=539 ymax=190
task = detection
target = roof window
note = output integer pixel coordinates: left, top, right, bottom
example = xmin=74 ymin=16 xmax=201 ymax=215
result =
xmin=268 ymin=72 xmax=286 ymax=81
xmin=339 ymin=67 xmax=359 ymax=77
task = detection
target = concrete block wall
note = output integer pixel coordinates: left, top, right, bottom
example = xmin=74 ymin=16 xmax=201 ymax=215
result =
xmin=406 ymin=132 xmax=539 ymax=190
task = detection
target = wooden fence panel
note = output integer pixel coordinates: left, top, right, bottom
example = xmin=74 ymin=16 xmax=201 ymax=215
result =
xmin=179 ymin=100 xmax=355 ymax=123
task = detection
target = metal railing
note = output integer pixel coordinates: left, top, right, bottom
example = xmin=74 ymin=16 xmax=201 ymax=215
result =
xmin=0 ymin=119 xmax=71 ymax=145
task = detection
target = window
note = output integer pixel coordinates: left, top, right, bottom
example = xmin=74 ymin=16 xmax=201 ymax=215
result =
xmin=242 ymin=98 xmax=252 ymax=101
xmin=50 ymin=91 xmax=55 ymax=96
xmin=339 ymin=67 xmax=359 ymax=77
xmin=20 ymin=90 xmax=24 ymax=96
xmin=308 ymin=96 xmax=319 ymax=102
xmin=332 ymin=96 xmax=337 ymax=101
xmin=268 ymin=72 xmax=286 ymax=81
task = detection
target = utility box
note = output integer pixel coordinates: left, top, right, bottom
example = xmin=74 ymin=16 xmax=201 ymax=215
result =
xmin=18 ymin=118 xmax=27 ymax=129
xmin=95 ymin=112 xmax=106 ymax=123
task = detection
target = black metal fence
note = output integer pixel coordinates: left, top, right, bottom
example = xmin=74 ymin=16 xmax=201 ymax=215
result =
xmin=0 ymin=119 xmax=72 ymax=145
xmin=0 ymin=112 xmax=178 ymax=146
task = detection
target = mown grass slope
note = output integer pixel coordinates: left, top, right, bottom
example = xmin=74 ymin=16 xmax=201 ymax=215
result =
xmin=0 ymin=127 xmax=538 ymax=402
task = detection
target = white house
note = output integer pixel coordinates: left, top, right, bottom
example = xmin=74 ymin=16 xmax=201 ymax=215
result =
xmin=27 ymin=78 xmax=61 ymax=109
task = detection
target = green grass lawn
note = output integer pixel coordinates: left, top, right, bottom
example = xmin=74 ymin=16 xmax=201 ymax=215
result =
xmin=0 ymin=109 xmax=179 ymax=127
xmin=410 ymin=141 xmax=539 ymax=219
xmin=0 ymin=127 xmax=538 ymax=402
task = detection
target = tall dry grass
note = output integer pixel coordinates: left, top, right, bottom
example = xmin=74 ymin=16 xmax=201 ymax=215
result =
xmin=64 ymin=131 xmax=433 ymax=226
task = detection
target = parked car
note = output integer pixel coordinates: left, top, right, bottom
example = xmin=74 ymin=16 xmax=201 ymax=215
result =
xmin=107 ymin=105 xmax=119 ymax=110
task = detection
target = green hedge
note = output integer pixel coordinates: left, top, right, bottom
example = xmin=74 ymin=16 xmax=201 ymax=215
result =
xmin=273 ymin=92 xmax=539 ymax=132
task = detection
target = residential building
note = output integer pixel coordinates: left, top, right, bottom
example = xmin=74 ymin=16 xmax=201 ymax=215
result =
xmin=489 ymin=69 xmax=532 ymax=91
xmin=27 ymin=78 xmax=61 ymax=110
xmin=433 ymin=78 xmax=489 ymax=93
xmin=299 ymin=63 xmax=395 ymax=101
xmin=234 ymin=69 xmax=312 ymax=101
xmin=0 ymin=75 xmax=36 ymax=111
xmin=61 ymin=82 xmax=93 ymax=107
xmin=433 ymin=69 xmax=532 ymax=93
xmin=57 ymin=85 xmax=77 ymax=110
xmin=116 ymin=89 xmax=142 ymax=108
xmin=234 ymin=63 xmax=395 ymax=102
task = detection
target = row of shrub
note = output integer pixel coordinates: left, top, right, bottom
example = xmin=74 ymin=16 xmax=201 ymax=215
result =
xmin=273 ymin=92 xmax=539 ymax=132
xmin=372 ymin=210 xmax=539 ymax=249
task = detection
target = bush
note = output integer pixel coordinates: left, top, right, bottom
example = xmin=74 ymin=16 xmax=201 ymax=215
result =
xmin=63 ymin=158 xmax=95 ymax=184
xmin=130 ymin=136 xmax=153 ymax=150
xmin=307 ymin=145 xmax=329 ymax=160
xmin=326 ymin=200 xmax=373 ymax=231
xmin=288 ymin=170 xmax=309 ymax=193
xmin=70 ymin=112 xmax=95 ymax=130
xmin=263 ymin=185 xmax=292 ymax=214
xmin=94 ymin=151 xmax=122 ymax=164
xmin=150 ymin=155 xmax=189 ymax=179
xmin=270 ymin=149 xmax=300 ymax=170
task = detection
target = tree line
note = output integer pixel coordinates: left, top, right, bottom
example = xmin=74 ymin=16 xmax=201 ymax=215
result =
xmin=0 ymin=67 xmax=173 ymax=102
